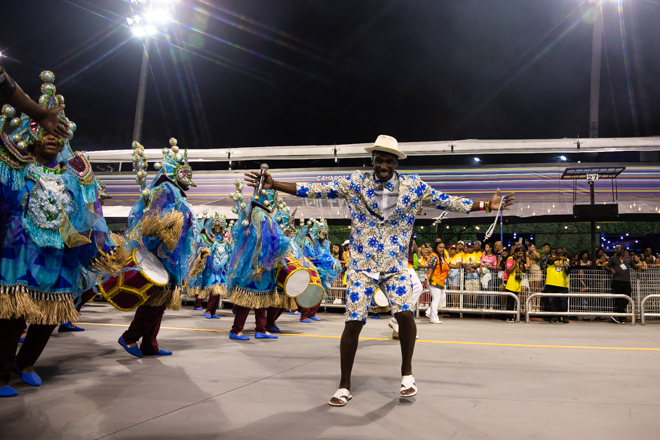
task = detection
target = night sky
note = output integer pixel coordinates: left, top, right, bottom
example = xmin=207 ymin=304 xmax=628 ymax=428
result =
xmin=2 ymin=0 xmax=659 ymax=153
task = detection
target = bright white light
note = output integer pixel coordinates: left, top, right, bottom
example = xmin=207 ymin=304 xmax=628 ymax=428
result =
xmin=560 ymin=156 xmax=567 ymax=161
xmin=127 ymin=17 xmax=134 ymax=25
xmin=475 ymin=226 xmax=480 ymax=230
xmin=420 ymin=226 xmax=424 ymax=229
xmin=144 ymin=25 xmax=157 ymax=35
xmin=133 ymin=15 xmax=143 ymax=24
xmin=146 ymin=8 xmax=170 ymax=24
xmin=473 ymin=157 xmax=480 ymax=163
xmin=132 ymin=26 xmax=145 ymax=37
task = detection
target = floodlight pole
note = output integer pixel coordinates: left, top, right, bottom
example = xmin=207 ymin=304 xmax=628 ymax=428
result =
xmin=132 ymin=37 xmax=151 ymax=144
xmin=590 ymin=180 xmax=596 ymax=257
xmin=588 ymin=1 xmax=604 ymax=138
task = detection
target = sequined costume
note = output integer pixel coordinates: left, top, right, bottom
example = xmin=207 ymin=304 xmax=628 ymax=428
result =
xmin=117 ymin=139 xmax=209 ymax=357
xmin=201 ymin=214 xmax=231 ymax=298
xmin=0 ymin=71 xmax=114 ymax=324
xmin=202 ymin=214 xmax=233 ymax=318
xmin=303 ymin=219 xmax=341 ymax=293
xmin=0 ymin=71 xmax=116 ymax=396
xmin=226 ymin=181 xmax=289 ymax=309
xmin=226 ymin=180 xmax=289 ymax=338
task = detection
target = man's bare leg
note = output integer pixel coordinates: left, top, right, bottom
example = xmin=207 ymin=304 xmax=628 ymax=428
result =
xmin=338 ymin=321 xmax=364 ymax=390
xmin=394 ymin=311 xmax=416 ymax=376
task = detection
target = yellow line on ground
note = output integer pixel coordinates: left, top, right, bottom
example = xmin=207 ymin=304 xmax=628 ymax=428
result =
xmin=77 ymin=322 xmax=660 ymax=351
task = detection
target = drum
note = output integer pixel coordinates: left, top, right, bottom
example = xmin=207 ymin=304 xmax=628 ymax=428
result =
xmin=372 ymin=288 xmax=389 ymax=308
xmin=276 ymin=257 xmax=311 ymax=298
xmin=295 ymin=269 xmax=325 ymax=308
xmin=98 ymin=249 xmax=169 ymax=311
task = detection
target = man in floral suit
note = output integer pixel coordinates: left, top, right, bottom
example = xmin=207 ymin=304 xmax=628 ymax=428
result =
xmin=245 ymin=135 xmax=514 ymax=407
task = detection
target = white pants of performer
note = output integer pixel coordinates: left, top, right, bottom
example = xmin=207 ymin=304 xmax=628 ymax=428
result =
xmin=427 ymin=285 xmax=446 ymax=323
xmin=390 ymin=268 xmax=424 ymax=326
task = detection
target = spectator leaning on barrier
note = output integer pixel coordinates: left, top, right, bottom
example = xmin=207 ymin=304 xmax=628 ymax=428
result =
xmin=545 ymin=249 xmax=571 ymax=324
xmin=644 ymin=247 xmax=656 ymax=264
xmin=605 ymin=245 xmax=639 ymax=324
xmin=447 ymin=245 xmax=462 ymax=290
xmin=462 ymin=242 xmax=480 ymax=306
xmin=503 ymin=246 xmax=527 ymax=322
xmin=633 ymin=254 xmax=646 ymax=270
xmin=480 ymin=243 xmax=498 ymax=308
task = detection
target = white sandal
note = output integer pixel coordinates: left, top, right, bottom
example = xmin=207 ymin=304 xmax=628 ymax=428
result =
xmin=400 ymin=375 xmax=418 ymax=397
xmin=328 ymin=388 xmax=352 ymax=407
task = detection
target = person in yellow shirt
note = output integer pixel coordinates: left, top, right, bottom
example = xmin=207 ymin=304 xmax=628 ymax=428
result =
xmin=545 ymin=249 xmax=570 ymax=324
xmin=462 ymin=242 xmax=481 ymax=307
xmin=504 ymin=246 xmax=527 ymax=322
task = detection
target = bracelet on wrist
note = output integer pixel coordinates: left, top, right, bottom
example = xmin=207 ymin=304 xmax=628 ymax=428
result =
xmin=485 ymin=201 xmax=492 ymax=213
xmin=479 ymin=201 xmax=485 ymax=211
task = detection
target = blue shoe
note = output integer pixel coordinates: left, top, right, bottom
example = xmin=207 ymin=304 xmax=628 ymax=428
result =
xmin=12 ymin=364 xmax=42 ymax=387
xmin=59 ymin=322 xmax=85 ymax=332
xmin=289 ymin=310 xmax=301 ymax=315
xmin=369 ymin=315 xmax=381 ymax=319
xmin=266 ymin=325 xmax=281 ymax=333
xmin=143 ymin=349 xmax=172 ymax=356
xmin=18 ymin=336 xmax=25 ymax=343
xmin=193 ymin=307 xmax=203 ymax=311
xmin=211 ymin=315 xmax=220 ymax=319
xmin=0 ymin=385 xmax=18 ymax=397
xmin=255 ymin=332 xmax=278 ymax=339
xmin=118 ymin=336 xmax=142 ymax=358
xmin=204 ymin=313 xmax=212 ymax=319
xmin=309 ymin=316 xmax=321 ymax=321
xmin=229 ymin=332 xmax=250 ymax=341
xmin=300 ymin=318 xmax=311 ymax=323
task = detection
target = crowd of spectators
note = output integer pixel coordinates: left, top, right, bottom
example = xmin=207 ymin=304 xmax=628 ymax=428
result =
xmin=329 ymin=235 xmax=660 ymax=324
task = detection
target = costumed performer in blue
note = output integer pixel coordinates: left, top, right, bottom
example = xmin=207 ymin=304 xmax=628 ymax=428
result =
xmin=0 ymin=71 xmax=122 ymax=397
xmin=265 ymin=199 xmax=309 ymax=332
xmin=300 ymin=218 xmax=341 ymax=322
xmin=245 ymin=135 xmax=515 ymax=406
xmin=226 ymin=173 xmax=290 ymax=340
xmin=202 ymin=213 xmax=232 ymax=319
xmin=116 ymin=138 xmax=209 ymax=358
xmin=188 ymin=212 xmax=207 ymax=311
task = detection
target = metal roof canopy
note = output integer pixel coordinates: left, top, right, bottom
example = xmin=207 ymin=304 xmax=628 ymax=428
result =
xmin=85 ymin=137 xmax=660 ymax=163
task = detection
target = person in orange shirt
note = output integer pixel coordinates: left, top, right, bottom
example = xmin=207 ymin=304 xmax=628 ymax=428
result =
xmin=425 ymin=242 xmax=450 ymax=324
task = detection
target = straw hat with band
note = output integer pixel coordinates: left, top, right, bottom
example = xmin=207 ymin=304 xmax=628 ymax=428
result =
xmin=364 ymin=135 xmax=407 ymax=160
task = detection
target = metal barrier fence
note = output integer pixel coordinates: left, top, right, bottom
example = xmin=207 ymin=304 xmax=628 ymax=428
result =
xmin=205 ymin=267 xmax=660 ymax=324
xmin=525 ymin=293 xmax=635 ymax=324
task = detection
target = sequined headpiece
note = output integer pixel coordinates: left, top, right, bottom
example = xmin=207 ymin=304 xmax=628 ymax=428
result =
xmin=210 ymin=212 xmax=227 ymax=231
xmin=308 ymin=218 xmax=328 ymax=240
xmin=0 ymin=71 xmax=77 ymax=153
xmin=132 ymin=137 xmax=195 ymax=203
xmin=154 ymin=138 xmax=195 ymax=189
xmin=273 ymin=198 xmax=297 ymax=233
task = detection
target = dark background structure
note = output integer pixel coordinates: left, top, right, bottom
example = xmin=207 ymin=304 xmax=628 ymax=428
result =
xmin=2 ymin=0 xmax=659 ymax=155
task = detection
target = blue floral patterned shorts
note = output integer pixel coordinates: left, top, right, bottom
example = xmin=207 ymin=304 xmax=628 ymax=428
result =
xmin=345 ymin=270 xmax=413 ymax=322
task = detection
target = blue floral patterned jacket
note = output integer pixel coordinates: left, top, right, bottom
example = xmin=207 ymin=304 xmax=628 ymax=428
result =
xmin=296 ymin=170 xmax=473 ymax=274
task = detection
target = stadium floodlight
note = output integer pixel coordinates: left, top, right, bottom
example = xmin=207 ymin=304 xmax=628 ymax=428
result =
xmin=146 ymin=8 xmax=170 ymax=23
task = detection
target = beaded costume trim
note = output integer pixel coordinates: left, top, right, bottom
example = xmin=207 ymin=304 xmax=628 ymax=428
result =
xmin=0 ymin=132 xmax=31 ymax=169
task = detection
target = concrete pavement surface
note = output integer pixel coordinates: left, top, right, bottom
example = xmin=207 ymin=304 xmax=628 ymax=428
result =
xmin=2 ymin=302 xmax=660 ymax=440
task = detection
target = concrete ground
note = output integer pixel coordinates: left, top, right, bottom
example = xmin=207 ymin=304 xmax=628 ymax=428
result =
xmin=2 ymin=302 xmax=660 ymax=440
